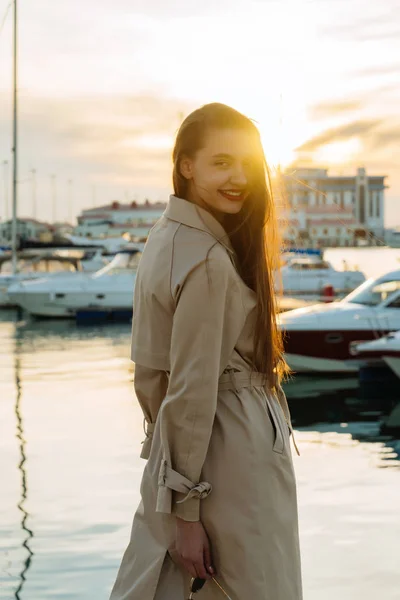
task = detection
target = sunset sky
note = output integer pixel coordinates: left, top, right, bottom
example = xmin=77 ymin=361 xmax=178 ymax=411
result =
xmin=0 ymin=0 xmax=399 ymax=226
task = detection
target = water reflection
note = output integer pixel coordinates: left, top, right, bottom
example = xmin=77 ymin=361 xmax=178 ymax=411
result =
xmin=283 ymin=374 xmax=400 ymax=467
xmin=13 ymin=325 xmax=34 ymax=599
xmin=0 ymin=309 xmax=399 ymax=599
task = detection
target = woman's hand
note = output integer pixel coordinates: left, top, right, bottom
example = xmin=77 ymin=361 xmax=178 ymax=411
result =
xmin=175 ymin=518 xmax=215 ymax=580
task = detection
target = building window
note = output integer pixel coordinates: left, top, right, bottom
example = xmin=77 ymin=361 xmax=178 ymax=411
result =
xmin=376 ymin=192 xmax=380 ymax=218
xmin=369 ymin=192 xmax=374 ymax=217
xmin=336 ymin=228 xmax=341 ymax=235
xmin=323 ymin=228 xmax=328 ymax=235
xmin=311 ymin=228 xmax=317 ymax=236
xmin=352 ymin=193 xmax=356 ymax=204
xmin=340 ymin=191 xmax=344 ymax=209
xmin=359 ymin=185 xmax=366 ymax=223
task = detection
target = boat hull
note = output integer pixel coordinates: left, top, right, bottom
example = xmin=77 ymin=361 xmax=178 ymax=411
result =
xmin=384 ymin=356 xmax=400 ymax=379
xmin=283 ymin=329 xmax=390 ymax=373
xmin=284 ymin=352 xmax=362 ymax=373
xmin=10 ymin=290 xmax=134 ymax=318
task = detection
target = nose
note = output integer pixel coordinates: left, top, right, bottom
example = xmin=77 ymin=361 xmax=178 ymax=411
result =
xmin=230 ymin=163 xmax=247 ymax=187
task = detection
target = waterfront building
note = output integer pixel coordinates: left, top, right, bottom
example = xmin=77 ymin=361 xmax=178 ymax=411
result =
xmin=74 ymin=200 xmax=166 ymax=239
xmin=0 ymin=218 xmax=52 ymax=244
xmin=281 ymin=167 xmax=387 ymax=247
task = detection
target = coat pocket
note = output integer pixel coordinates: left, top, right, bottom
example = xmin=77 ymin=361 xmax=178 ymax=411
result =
xmin=265 ymin=394 xmax=285 ymax=454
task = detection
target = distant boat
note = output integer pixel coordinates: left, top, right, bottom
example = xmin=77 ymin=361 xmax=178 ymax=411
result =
xmin=280 ymin=269 xmax=400 ymax=373
xmin=283 ymin=248 xmax=323 ymax=257
xmin=279 ymin=255 xmax=365 ymax=297
xmin=63 ymin=234 xmax=136 ymax=253
xmin=351 ymin=331 xmax=400 ymax=380
xmin=7 ymin=247 xmax=141 ymax=317
xmin=0 ymin=250 xmax=108 ymax=307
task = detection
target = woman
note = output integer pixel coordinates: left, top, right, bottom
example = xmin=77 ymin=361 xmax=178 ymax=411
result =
xmin=109 ymin=103 xmax=302 ymax=600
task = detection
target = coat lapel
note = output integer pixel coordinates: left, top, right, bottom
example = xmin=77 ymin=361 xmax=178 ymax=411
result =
xmin=164 ymin=195 xmax=235 ymax=257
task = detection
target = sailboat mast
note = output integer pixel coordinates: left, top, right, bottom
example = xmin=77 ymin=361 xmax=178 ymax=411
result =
xmin=11 ymin=0 xmax=18 ymax=275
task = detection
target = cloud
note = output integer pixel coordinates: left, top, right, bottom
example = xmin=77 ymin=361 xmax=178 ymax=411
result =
xmin=0 ymin=91 xmax=198 ymax=219
xmin=308 ymin=83 xmax=398 ymax=122
xmin=323 ymin=9 xmax=400 ymax=41
xmin=349 ymin=29 xmax=400 ymax=42
xmin=292 ymin=115 xmax=400 ymax=208
xmin=0 ymin=91 xmax=194 ymax=179
xmin=295 ymin=120 xmax=381 ymax=152
xmin=21 ymin=0 xmax=239 ymax=24
xmin=109 ymin=0 xmax=244 ymax=18
xmin=364 ymin=124 xmax=400 ymax=151
xmin=352 ymin=64 xmax=400 ymax=78
xmin=310 ymin=100 xmax=362 ymax=119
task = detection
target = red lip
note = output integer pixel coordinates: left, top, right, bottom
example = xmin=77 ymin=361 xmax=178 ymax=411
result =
xmin=218 ymin=190 xmax=246 ymax=201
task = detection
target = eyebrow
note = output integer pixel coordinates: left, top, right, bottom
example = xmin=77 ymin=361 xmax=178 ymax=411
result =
xmin=212 ymin=153 xmax=253 ymax=163
xmin=212 ymin=153 xmax=233 ymax=159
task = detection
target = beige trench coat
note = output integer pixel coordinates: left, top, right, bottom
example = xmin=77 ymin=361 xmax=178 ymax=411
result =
xmin=109 ymin=195 xmax=302 ymax=600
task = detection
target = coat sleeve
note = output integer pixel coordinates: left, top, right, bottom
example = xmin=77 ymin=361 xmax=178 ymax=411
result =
xmin=133 ymin=364 xmax=169 ymax=460
xmin=156 ymin=255 xmax=236 ymax=521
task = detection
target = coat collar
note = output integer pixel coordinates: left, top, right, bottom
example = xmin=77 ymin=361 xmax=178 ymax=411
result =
xmin=164 ymin=195 xmax=235 ymax=255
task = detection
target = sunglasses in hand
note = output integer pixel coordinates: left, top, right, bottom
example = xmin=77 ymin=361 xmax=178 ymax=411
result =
xmin=187 ymin=576 xmax=233 ymax=599
xmin=188 ymin=577 xmax=206 ymax=598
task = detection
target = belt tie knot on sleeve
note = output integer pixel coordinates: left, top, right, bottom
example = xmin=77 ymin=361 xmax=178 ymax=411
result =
xmin=176 ymin=481 xmax=212 ymax=504
xmin=156 ymin=459 xmax=212 ymax=513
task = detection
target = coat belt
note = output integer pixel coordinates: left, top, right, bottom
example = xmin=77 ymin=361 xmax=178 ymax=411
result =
xmin=141 ymin=370 xmax=300 ymax=460
xmin=218 ymin=369 xmax=267 ymax=392
xmin=140 ymin=371 xmax=265 ymax=459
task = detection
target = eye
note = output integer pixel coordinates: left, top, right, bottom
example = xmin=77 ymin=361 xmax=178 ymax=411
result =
xmin=215 ymin=160 xmax=229 ymax=167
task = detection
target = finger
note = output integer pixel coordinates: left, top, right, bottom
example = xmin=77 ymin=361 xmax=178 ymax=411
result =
xmin=181 ymin=559 xmax=197 ymax=579
xmin=203 ymin=542 xmax=215 ymax=575
xmin=193 ymin=555 xmax=209 ymax=580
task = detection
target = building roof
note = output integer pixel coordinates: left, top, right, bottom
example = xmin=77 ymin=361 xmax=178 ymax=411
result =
xmin=1 ymin=217 xmax=52 ymax=227
xmin=78 ymin=213 xmax=112 ymax=220
xmin=82 ymin=201 xmax=167 ymax=214
xmin=283 ymin=168 xmax=387 ymax=191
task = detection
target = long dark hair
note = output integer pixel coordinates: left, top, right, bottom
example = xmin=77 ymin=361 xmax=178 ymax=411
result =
xmin=172 ymin=102 xmax=287 ymax=386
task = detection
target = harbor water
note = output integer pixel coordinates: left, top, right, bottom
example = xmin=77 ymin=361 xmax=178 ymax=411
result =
xmin=1 ymin=247 xmax=400 ymax=599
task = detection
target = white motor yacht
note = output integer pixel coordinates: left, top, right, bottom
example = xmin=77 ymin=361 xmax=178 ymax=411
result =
xmin=350 ymin=331 xmax=400 ymax=380
xmin=280 ymin=256 xmax=365 ymax=297
xmin=280 ymin=269 xmax=400 ymax=373
xmin=0 ymin=249 xmax=110 ymax=307
xmin=7 ymin=248 xmax=141 ymax=318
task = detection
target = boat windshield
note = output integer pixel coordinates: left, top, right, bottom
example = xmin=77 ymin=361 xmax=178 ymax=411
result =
xmin=0 ymin=258 xmax=77 ymax=274
xmin=92 ymin=251 xmax=141 ymax=277
xmin=287 ymin=259 xmax=331 ymax=270
xmin=344 ymin=278 xmax=400 ymax=306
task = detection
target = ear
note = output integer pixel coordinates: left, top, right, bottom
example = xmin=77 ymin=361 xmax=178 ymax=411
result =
xmin=179 ymin=156 xmax=193 ymax=180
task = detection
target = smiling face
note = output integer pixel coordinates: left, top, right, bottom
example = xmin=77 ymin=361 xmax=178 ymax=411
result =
xmin=173 ymin=103 xmax=285 ymax=384
xmin=179 ymin=128 xmax=256 ymax=218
